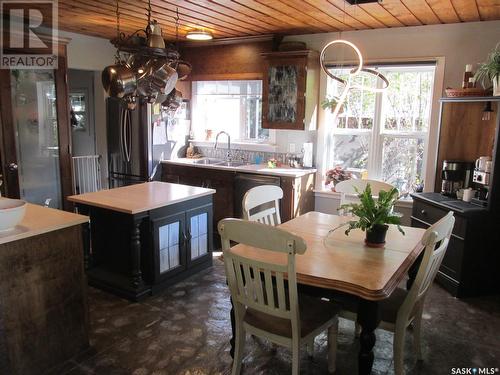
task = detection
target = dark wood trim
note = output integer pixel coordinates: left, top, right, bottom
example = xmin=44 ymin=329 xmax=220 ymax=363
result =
xmin=0 ymin=69 xmax=20 ymax=198
xmin=54 ymin=43 xmax=74 ymax=211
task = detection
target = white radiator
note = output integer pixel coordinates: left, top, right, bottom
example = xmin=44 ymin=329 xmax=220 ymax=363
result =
xmin=72 ymin=155 xmax=102 ymax=194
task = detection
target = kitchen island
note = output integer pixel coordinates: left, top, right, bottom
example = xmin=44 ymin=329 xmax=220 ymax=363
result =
xmin=68 ymin=182 xmax=216 ymax=301
xmin=0 ymin=202 xmax=89 ymax=375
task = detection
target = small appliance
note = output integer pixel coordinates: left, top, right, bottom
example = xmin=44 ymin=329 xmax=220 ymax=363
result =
xmin=441 ymin=160 xmax=473 ymax=197
xmin=471 ymin=155 xmax=492 ymax=207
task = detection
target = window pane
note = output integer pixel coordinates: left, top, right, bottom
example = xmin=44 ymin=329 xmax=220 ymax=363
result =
xmin=332 ymin=134 xmax=370 ymax=170
xmin=192 ymin=80 xmax=265 ymax=142
xmin=381 ymin=69 xmax=434 ymax=132
xmin=382 ymin=136 xmax=425 ymax=193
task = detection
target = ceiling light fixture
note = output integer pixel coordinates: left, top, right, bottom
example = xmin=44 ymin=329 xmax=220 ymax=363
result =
xmin=186 ymin=29 xmax=213 ymax=41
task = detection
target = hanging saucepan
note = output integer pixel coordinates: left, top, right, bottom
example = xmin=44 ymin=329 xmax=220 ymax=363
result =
xmin=102 ymin=63 xmax=137 ymax=98
xmin=127 ymin=54 xmax=150 ymax=80
xmin=151 ymin=62 xmax=178 ymax=95
xmin=175 ymin=60 xmax=192 ymax=81
xmin=155 ymin=92 xmax=168 ymax=105
xmin=161 ymin=89 xmax=182 ymax=112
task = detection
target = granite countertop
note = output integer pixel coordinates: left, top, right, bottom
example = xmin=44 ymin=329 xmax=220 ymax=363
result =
xmin=0 ymin=202 xmax=88 ymax=245
xmin=162 ymin=158 xmax=317 ymax=178
xmin=67 ymin=181 xmax=216 ymax=215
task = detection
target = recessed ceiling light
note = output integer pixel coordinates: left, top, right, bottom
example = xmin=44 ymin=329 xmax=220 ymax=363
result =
xmin=186 ymin=30 xmax=213 ymax=41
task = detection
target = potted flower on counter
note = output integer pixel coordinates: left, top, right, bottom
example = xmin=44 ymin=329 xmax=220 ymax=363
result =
xmin=325 ymin=166 xmax=352 ymax=191
xmin=340 ymin=184 xmax=405 ymax=247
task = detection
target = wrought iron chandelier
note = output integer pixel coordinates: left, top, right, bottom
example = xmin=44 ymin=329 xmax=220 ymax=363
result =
xmin=101 ymin=0 xmax=191 ymax=111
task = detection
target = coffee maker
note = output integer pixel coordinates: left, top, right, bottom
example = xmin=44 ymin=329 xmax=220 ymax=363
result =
xmin=441 ymin=160 xmax=473 ymax=197
xmin=471 ymin=156 xmax=492 ymax=206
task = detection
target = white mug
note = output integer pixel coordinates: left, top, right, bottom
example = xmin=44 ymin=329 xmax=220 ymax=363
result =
xmin=462 ymin=188 xmax=475 ymax=202
xmin=475 ymin=156 xmax=492 ymax=171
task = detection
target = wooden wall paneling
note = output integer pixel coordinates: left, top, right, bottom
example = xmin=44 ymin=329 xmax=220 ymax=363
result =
xmin=425 ymin=0 xmax=461 ymax=23
xmin=476 ymin=0 xmax=500 ymax=21
xmin=450 ymin=0 xmax=482 ymax=21
xmin=180 ymin=40 xmax=273 ymax=81
xmin=359 ymin=2 xmax=406 ymax=27
xmin=379 ymin=0 xmax=423 ymax=25
xmin=400 ymin=0 xmax=442 ymax=24
xmin=328 ymin=0 xmax=388 ymax=28
xmin=434 ymin=101 xmax=497 ymax=192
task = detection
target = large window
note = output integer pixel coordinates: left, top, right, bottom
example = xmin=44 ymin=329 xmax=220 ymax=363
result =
xmin=325 ymin=64 xmax=436 ymax=193
xmin=191 ymin=80 xmax=268 ymax=142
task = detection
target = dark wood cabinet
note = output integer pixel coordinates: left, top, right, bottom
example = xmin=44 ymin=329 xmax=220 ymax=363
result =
xmin=411 ymin=193 xmax=498 ymax=297
xmin=261 ymin=50 xmax=319 ymax=130
xmin=161 ymin=163 xmax=315 ymax=236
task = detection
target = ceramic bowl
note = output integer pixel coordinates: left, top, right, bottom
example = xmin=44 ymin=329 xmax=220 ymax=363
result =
xmin=0 ymin=198 xmax=26 ymax=231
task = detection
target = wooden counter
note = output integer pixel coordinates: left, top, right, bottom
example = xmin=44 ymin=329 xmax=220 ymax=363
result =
xmin=0 ymin=202 xmax=89 ymax=374
xmin=68 ymin=182 xmax=216 ymax=301
xmin=68 ymin=181 xmax=215 ymax=214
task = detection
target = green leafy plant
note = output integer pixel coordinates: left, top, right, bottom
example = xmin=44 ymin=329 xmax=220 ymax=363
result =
xmin=475 ymin=43 xmax=500 ymax=89
xmin=321 ymin=96 xmax=346 ymax=114
xmin=339 ymin=184 xmax=405 ymax=236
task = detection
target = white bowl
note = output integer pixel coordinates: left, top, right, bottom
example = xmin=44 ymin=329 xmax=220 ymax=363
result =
xmin=0 ymin=198 xmax=27 ymax=232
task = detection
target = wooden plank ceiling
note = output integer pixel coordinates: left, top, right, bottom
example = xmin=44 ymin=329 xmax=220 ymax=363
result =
xmin=58 ymin=0 xmax=500 ymax=41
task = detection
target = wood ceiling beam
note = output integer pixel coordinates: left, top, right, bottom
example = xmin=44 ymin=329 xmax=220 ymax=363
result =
xmin=476 ymin=0 xmax=500 ymax=21
xmin=424 ymin=0 xmax=461 ymax=23
xmin=359 ymin=2 xmax=406 ymax=27
xmin=450 ymin=0 xmax=481 ymax=22
xmin=401 ymin=0 xmax=442 ymax=24
xmin=379 ymin=0 xmax=423 ymax=26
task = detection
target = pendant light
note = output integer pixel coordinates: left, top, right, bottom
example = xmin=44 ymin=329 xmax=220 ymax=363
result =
xmin=186 ymin=29 xmax=213 ymax=41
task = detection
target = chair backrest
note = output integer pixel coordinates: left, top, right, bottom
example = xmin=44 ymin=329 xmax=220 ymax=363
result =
xmin=243 ymin=185 xmax=283 ymax=226
xmin=335 ymin=179 xmax=395 ymax=215
xmin=218 ymin=218 xmax=307 ymax=336
xmin=398 ymin=211 xmax=455 ymax=322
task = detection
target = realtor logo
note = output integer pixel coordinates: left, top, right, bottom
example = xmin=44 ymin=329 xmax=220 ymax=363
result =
xmin=0 ymin=0 xmax=58 ymax=69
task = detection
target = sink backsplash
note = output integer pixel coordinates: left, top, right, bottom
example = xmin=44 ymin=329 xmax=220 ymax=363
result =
xmin=195 ymin=146 xmax=290 ymax=165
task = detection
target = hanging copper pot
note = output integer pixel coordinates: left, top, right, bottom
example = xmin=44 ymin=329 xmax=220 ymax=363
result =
xmin=175 ymin=60 xmax=192 ymax=81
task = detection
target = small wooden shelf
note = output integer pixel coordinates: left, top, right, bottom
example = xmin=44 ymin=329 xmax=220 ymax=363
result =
xmin=440 ymin=96 xmax=500 ymax=103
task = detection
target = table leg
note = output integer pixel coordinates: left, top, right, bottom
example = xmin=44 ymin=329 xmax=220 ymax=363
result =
xmin=357 ymin=299 xmax=380 ymax=375
xmin=131 ymin=219 xmax=144 ymax=289
xmin=82 ymin=221 xmax=91 ymax=270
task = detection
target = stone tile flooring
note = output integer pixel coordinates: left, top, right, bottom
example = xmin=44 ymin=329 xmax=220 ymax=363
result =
xmin=52 ymin=258 xmax=500 ymax=375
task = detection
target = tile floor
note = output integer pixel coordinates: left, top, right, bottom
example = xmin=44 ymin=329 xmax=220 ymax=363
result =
xmin=51 ymin=258 xmax=500 ymax=375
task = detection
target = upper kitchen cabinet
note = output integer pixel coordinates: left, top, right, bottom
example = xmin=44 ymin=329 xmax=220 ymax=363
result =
xmin=261 ymin=50 xmax=319 ymax=130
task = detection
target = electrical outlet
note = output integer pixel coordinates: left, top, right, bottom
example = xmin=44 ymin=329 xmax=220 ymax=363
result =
xmin=289 ymin=143 xmax=296 ymax=153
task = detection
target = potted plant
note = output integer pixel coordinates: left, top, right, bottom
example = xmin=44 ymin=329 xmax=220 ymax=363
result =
xmin=321 ymin=96 xmax=347 ymax=114
xmin=325 ymin=166 xmax=352 ymax=191
xmin=339 ymin=184 xmax=405 ymax=247
xmin=475 ymin=43 xmax=500 ymax=96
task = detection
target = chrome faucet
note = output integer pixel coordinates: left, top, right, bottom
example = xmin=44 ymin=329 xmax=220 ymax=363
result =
xmin=214 ymin=131 xmax=231 ymax=160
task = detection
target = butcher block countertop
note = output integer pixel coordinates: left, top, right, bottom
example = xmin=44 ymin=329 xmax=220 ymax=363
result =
xmin=67 ymin=181 xmax=216 ymax=215
xmin=0 ymin=201 xmax=88 ymax=245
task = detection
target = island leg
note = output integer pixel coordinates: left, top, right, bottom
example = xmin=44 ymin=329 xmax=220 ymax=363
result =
xmin=357 ymin=299 xmax=380 ymax=375
xmin=131 ymin=218 xmax=144 ymax=289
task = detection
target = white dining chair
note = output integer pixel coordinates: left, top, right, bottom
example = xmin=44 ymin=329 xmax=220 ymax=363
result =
xmin=219 ymin=218 xmax=340 ymax=375
xmin=335 ymin=179 xmax=395 ymax=215
xmin=333 ymin=211 xmax=455 ymax=375
xmin=243 ymin=185 xmax=283 ymax=226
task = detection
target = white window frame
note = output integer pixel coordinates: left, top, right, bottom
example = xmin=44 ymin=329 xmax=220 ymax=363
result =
xmin=190 ymin=80 xmax=277 ymax=151
xmin=317 ymin=57 xmax=445 ymax=193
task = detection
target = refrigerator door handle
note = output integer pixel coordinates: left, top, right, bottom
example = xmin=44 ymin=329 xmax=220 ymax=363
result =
xmin=122 ymin=108 xmax=132 ymax=163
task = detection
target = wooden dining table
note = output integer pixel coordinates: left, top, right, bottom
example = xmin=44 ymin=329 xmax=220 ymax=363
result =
xmin=228 ymin=211 xmax=426 ymax=375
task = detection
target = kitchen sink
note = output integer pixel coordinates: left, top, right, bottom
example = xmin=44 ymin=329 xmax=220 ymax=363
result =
xmin=194 ymin=158 xmax=224 ymax=165
xmin=218 ymin=161 xmax=246 ymax=167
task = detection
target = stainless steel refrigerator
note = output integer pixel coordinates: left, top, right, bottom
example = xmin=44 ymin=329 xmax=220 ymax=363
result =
xmin=106 ymin=97 xmax=174 ymax=188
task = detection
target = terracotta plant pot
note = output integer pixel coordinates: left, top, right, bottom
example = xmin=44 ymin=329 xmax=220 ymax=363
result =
xmin=365 ymin=224 xmax=389 ymax=248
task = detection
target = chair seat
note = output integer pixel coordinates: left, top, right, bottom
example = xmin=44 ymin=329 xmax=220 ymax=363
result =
xmin=244 ymin=293 xmax=340 ymax=338
xmin=380 ymin=287 xmax=408 ymax=324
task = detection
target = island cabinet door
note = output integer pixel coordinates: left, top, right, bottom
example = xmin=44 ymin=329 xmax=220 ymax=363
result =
xmin=152 ymin=212 xmax=187 ymax=282
xmin=186 ymin=204 xmax=213 ymax=268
